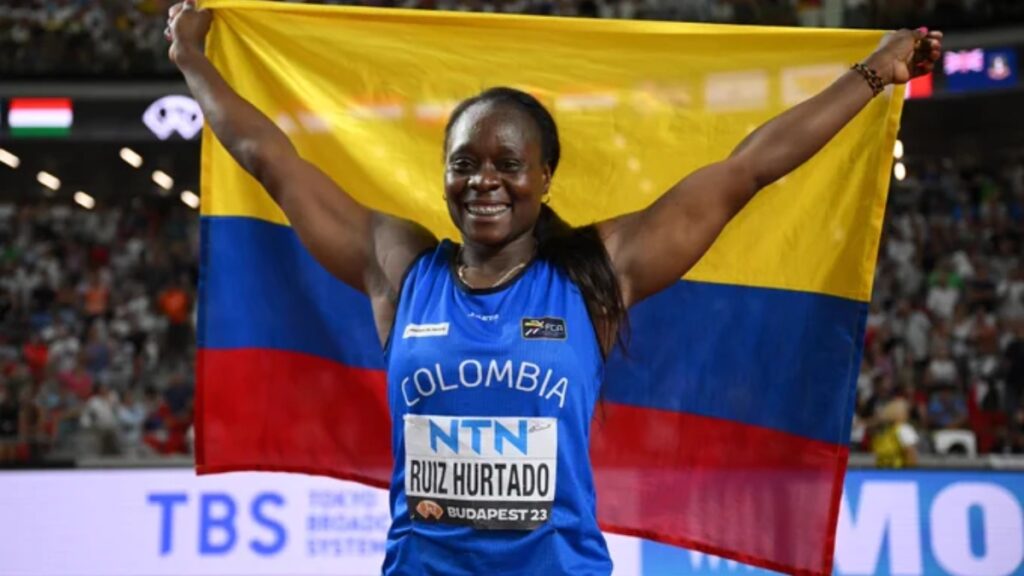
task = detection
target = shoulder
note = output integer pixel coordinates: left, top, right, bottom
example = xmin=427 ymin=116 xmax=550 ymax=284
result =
xmin=367 ymin=214 xmax=438 ymax=300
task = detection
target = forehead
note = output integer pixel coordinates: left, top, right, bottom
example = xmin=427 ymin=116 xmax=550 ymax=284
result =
xmin=447 ymin=102 xmax=540 ymax=155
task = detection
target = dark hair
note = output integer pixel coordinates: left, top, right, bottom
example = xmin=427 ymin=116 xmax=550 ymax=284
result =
xmin=444 ymin=87 xmax=627 ymax=354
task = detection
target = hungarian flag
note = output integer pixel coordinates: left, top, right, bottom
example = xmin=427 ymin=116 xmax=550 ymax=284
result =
xmin=195 ymin=2 xmax=903 ymax=574
xmin=7 ymin=98 xmax=73 ymax=138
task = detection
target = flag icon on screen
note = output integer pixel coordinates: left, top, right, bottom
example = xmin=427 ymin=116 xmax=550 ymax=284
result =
xmin=8 ymin=98 xmax=73 ymax=138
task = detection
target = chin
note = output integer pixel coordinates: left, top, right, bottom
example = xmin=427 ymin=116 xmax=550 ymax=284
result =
xmin=462 ymin=224 xmax=513 ymax=247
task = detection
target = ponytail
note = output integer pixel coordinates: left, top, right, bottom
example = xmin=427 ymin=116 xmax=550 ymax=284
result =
xmin=533 ymin=204 xmax=627 ymax=355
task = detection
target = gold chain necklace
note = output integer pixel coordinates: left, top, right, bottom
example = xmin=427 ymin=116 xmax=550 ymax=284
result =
xmin=457 ymin=247 xmax=533 ymax=289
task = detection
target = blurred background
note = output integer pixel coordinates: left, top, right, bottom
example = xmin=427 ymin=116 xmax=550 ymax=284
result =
xmin=1 ymin=1 xmax=1023 ymax=575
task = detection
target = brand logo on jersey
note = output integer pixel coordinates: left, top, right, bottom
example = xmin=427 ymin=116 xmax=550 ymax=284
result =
xmin=521 ymin=317 xmax=566 ymax=340
xmin=415 ymin=499 xmax=445 ymax=520
xmin=403 ymin=322 xmax=450 ymax=339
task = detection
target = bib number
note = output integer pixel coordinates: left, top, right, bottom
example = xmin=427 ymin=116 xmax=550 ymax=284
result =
xmin=404 ymin=415 xmax=557 ymax=530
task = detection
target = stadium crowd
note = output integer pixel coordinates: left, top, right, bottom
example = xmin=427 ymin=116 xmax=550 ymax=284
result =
xmin=854 ymin=151 xmax=1024 ymax=464
xmin=3 ymin=0 xmax=1023 ymax=76
xmin=0 ymin=201 xmax=197 ymax=461
xmin=1 ymin=153 xmax=1023 ymax=464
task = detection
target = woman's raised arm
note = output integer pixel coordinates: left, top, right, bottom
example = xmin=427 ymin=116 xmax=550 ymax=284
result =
xmin=598 ymin=28 xmax=942 ymax=308
xmin=167 ymin=1 xmax=435 ymax=300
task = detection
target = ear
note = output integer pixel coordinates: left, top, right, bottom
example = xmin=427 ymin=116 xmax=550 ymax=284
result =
xmin=542 ymin=165 xmax=552 ymax=192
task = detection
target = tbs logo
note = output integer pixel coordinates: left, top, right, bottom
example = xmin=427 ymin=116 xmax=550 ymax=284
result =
xmin=147 ymin=491 xmax=287 ymax=556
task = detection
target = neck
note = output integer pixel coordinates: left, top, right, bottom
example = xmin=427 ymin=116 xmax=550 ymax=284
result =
xmin=459 ymin=232 xmax=537 ymax=280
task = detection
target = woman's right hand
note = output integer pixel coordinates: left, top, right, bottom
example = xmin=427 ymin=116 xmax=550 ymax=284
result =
xmin=166 ymin=0 xmax=212 ymax=65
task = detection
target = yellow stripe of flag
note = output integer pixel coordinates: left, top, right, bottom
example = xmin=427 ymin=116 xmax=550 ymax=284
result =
xmin=200 ymin=0 xmax=902 ymax=303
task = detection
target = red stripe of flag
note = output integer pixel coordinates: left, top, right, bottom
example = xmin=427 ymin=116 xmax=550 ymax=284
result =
xmin=591 ymin=401 xmax=848 ymax=575
xmin=10 ymin=98 xmax=72 ymax=110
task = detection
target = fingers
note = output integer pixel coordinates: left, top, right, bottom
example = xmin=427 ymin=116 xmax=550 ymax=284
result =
xmin=908 ymin=30 xmax=942 ymax=77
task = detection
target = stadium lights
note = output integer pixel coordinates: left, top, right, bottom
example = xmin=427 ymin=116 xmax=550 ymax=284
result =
xmin=37 ymin=171 xmax=60 ymax=190
xmin=894 ymin=161 xmax=907 ymax=181
xmin=0 ymin=148 xmax=19 ymax=169
xmin=894 ymin=139 xmax=904 ymax=159
xmin=120 ymin=147 xmax=143 ymax=168
xmin=180 ymin=190 xmax=200 ymax=209
xmin=152 ymin=170 xmax=174 ymax=190
xmin=73 ymin=191 xmax=96 ymax=210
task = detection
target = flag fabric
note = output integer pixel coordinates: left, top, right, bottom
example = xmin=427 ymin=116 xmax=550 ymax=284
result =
xmin=8 ymin=98 xmax=73 ymax=138
xmin=195 ymin=2 xmax=903 ymax=574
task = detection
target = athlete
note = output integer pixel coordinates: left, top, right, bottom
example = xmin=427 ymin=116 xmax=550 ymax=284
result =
xmin=166 ymin=2 xmax=941 ymax=573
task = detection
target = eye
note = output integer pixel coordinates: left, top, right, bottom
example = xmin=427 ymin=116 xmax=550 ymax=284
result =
xmin=448 ymin=157 xmax=475 ymax=173
xmin=499 ymin=159 xmax=523 ymax=172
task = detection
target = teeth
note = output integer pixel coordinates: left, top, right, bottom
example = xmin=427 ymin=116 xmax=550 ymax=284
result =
xmin=467 ymin=204 xmax=509 ymax=216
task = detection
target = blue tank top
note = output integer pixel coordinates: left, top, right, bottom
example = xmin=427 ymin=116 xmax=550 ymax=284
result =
xmin=382 ymin=239 xmax=611 ymax=575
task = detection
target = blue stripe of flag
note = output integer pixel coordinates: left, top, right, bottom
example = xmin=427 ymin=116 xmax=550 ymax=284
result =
xmin=201 ymin=216 xmax=864 ymax=444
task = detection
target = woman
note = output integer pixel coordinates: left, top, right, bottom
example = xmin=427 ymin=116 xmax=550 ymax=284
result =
xmin=166 ymin=2 xmax=941 ymax=574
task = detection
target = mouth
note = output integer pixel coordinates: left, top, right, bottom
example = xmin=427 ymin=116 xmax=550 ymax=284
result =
xmin=464 ymin=202 xmax=511 ymax=219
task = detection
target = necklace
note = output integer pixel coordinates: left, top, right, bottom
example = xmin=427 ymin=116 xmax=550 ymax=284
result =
xmin=457 ymin=247 xmax=533 ymax=289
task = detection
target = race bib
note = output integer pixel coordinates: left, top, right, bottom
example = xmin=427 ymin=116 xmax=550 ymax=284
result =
xmin=404 ymin=414 xmax=557 ymax=530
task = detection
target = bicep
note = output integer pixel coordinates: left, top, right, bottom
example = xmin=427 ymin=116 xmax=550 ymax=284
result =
xmin=261 ymin=152 xmax=377 ymax=291
xmin=599 ymin=158 xmax=756 ymax=307
xmin=261 ymin=153 xmax=436 ymax=340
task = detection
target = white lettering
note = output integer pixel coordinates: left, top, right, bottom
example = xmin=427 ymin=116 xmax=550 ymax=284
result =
xmin=401 ymin=377 xmax=419 ymax=407
xmin=459 ymin=360 xmax=483 ymax=388
xmin=436 ymin=363 xmax=456 ymax=392
xmin=931 ymin=482 xmax=1024 ymax=576
xmin=516 ymin=362 xmax=541 ymax=392
xmin=486 ymin=360 xmax=513 ymax=388
xmin=538 ymin=370 xmax=553 ymax=395
xmin=401 ymin=360 xmax=568 ymax=408
xmin=835 ymin=482 xmax=923 ymax=575
xmin=413 ymin=368 xmax=436 ymax=397
xmin=545 ymin=378 xmax=568 ymax=408
xmin=402 ymin=322 xmax=450 ymax=339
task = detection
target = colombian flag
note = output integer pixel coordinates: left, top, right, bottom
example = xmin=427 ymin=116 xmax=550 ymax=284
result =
xmin=195 ymin=2 xmax=903 ymax=574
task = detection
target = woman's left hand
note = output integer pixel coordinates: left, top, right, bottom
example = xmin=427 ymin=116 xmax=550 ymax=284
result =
xmin=865 ymin=28 xmax=943 ymax=86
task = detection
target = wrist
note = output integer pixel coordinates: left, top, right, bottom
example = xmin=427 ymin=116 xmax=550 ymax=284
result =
xmin=862 ymin=53 xmax=894 ymax=86
xmin=170 ymin=42 xmax=204 ymax=68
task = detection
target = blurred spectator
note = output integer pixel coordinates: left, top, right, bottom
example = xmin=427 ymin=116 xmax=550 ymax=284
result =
xmin=117 ymin=387 xmax=149 ymax=456
xmin=1006 ymin=323 xmax=1024 ymax=433
xmin=0 ymin=381 xmax=21 ymax=461
xmin=927 ymin=385 xmax=970 ymax=430
xmin=79 ymin=384 xmax=121 ymax=455
xmin=158 ymin=275 xmax=192 ymax=365
xmin=924 ymin=342 xmax=958 ymax=388
xmin=927 ymin=269 xmax=961 ymax=321
xmin=871 ymin=397 xmax=919 ymax=468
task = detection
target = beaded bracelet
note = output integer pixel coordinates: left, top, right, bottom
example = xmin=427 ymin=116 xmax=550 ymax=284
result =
xmin=851 ymin=62 xmax=885 ymax=96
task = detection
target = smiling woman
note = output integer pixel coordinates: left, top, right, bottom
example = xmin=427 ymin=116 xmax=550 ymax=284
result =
xmin=442 ymin=87 xmax=628 ymax=351
xmin=165 ymin=0 xmax=942 ymax=573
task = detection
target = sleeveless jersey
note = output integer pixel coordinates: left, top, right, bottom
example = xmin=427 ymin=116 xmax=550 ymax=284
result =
xmin=382 ymin=240 xmax=611 ymax=575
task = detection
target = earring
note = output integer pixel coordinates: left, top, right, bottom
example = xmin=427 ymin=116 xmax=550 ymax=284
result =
xmin=542 ymin=193 xmax=551 ymax=204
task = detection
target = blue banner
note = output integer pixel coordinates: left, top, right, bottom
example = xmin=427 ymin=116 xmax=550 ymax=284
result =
xmin=642 ymin=469 xmax=1024 ymax=576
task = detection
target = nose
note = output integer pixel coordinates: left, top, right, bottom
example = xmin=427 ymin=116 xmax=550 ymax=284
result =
xmin=468 ymin=163 xmax=501 ymax=193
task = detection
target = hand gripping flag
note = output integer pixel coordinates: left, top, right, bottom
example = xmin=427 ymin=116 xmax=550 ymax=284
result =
xmin=195 ymin=2 xmax=903 ymax=574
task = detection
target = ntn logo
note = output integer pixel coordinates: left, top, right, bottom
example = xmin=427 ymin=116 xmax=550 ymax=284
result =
xmin=429 ymin=418 xmax=529 ymax=456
